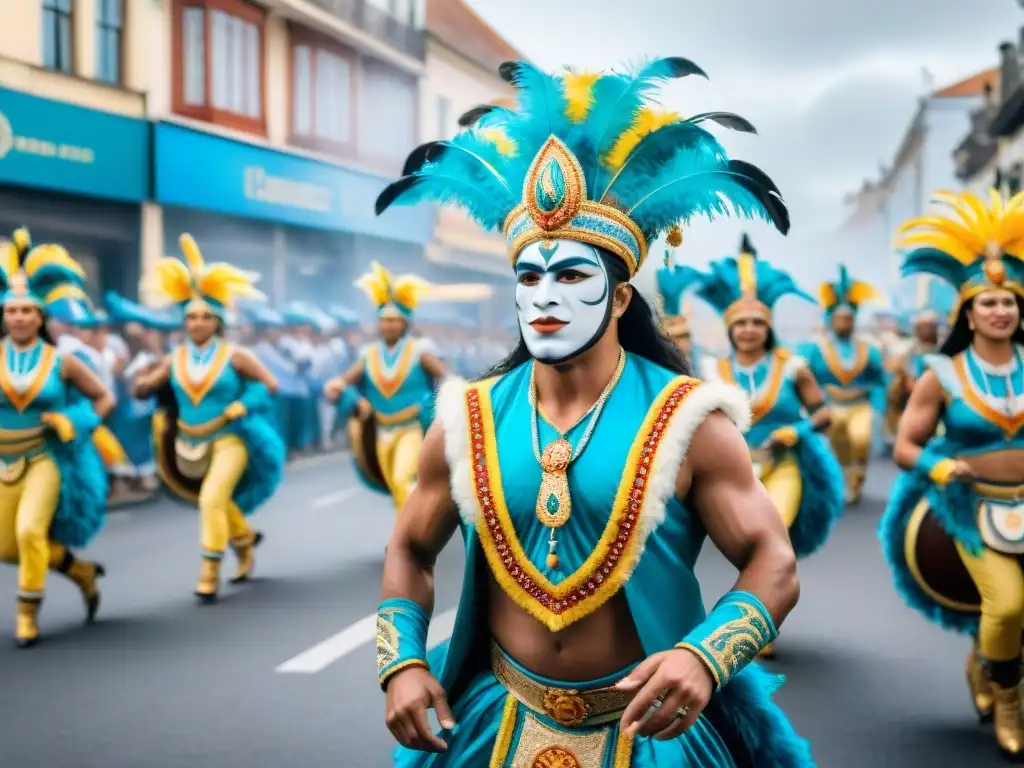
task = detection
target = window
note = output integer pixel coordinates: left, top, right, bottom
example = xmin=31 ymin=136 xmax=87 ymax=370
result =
xmin=359 ymin=59 xmax=417 ymax=165
xmin=289 ymin=30 xmax=355 ymax=153
xmin=96 ymin=0 xmax=123 ymax=84
xmin=42 ymin=0 xmax=74 ymax=73
xmin=173 ymin=0 xmax=265 ymax=134
xmin=436 ymin=96 xmax=451 ymax=139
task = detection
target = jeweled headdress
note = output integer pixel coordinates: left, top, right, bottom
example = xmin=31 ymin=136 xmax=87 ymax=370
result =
xmin=0 ymin=228 xmax=88 ymax=310
xmin=818 ymin=265 xmax=879 ymax=316
xmin=376 ymin=58 xmax=789 ymax=277
xmin=356 ymin=261 xmax=430 ymax=320
xmin=897 ymin=190 xmax=1024 ymax=311
xmin=695 ymin=234 xmax=814 ymax=326
xmin=152 ymin=234 xmax=264 ymax=317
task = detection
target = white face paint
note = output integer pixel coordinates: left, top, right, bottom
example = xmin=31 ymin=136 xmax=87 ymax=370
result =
xmin=515 ymin=239 xmax=611 ymax=363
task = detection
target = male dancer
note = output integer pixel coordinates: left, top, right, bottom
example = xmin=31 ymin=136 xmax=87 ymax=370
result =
xmin=372 ymin=58 xmax=812 ymax=766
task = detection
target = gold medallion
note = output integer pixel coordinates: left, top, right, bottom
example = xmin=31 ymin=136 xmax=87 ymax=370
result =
xmin=535 ymin=437 xmax=572 ymax=529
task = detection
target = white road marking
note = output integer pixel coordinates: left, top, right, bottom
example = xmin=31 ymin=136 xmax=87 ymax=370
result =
xmin=276 ymin=608 xmax=458 ymax=675
xmin=310 ymin=487 xmax=360 ymax=509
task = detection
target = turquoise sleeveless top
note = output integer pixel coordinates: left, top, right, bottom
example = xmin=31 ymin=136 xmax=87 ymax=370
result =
xmin=0 ymin=339 xmax=68 ymax=459
xmin=712 ymin=350 xmax=805 ymax=447
xmin=802 ymin=335 xmax=884 ymax=404
xmin=360 ymin=336 xmax=433 ymax=427
xmin=170 ymin=338 xmax=243 ymax=441
xmin=925 ymin=345 xmax=1024 ymax=455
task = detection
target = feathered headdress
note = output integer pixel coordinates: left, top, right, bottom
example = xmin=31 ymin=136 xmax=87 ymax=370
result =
xmin=0 ymin=228 xmax=88 ymax=311
xmin=105 ymin=290 xmax=182 ymax=332
xmin=152 ymin=233 xmax=264 ymax=317
xmin=355 ymin=261 xmax=430 ymax=320
xmin=694 ymin=234 xmax=814 ymax=326
xmin=818 ymin=264 xmax=880 ymax=316
xmin=376 ymin=58 xmax=788 ymax=278
xmin=897 ymin=190 xmax=1024 ymax=314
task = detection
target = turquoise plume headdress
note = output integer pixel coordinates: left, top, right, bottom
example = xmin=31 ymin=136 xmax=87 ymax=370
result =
xmin=375 ymin=58 xmax=789 ymax=278
xmin=0 ymin=228 xmax=88 ymax=311
xmin=897 ymin=190 xmax=1024 ymax=313
xmin=818 ymin=264 xmax=880 ymax=316
xmin=656 ymin=262 xmax=703 ymax=318
xmin=105 ymin=290 xmax=182 ymax=332
xmin=694 ymin=234 xmax=814 ymax=326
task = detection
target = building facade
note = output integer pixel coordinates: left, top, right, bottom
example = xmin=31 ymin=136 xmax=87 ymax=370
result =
xmin=978 ymin=29 xmax=1024 ymax=200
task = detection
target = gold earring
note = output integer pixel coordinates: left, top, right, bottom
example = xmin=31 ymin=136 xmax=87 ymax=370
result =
xmin=968 ymin=320 xmax=976 ymax=331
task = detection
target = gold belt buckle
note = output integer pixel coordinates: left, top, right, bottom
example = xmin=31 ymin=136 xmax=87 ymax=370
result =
xmin=0 ymin=456 xmax=27 ymax=485
xmin=174 ymin=438 xmax=211 ymax=480
xmin=542 ymin=687 xmax=592 ymax=728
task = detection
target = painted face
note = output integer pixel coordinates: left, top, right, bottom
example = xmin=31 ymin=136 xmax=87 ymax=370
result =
xmin=515 ymin=239 xmax=610 ymax=363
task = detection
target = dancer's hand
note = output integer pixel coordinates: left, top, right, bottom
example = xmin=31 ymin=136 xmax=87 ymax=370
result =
xmin=951 ymin=460 xmax=974 ymax=481
xmin=615 ymin=649 xmax=713 ymax=740
xmin=40 ymin=412 xmax=75 ymax=443
xmin=224 ymin=401 xmax=246 ymax=421
xmin=324 ymin=377 xmax=344 ymax=402
xmin=384 ymin=666 xmax=455 ymax=753
xmin=357 ymin=398 xmax=374 ymax=419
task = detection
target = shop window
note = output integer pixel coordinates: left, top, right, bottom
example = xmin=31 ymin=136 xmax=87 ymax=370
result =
xmin=96 ymin=0 xmax=123 ymax=85
xmin=172 ymin=0 xmax=265 ymax=135
xmin=289 ymin=28 xmax=355 ymax=155
xmin=358 ymin=58 xmax=417 ymax=168
xmin=41 ymin=0 xmax=74 ymax=74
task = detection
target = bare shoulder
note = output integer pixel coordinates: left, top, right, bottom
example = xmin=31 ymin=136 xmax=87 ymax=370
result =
xmin=909 ymin=368 xmax=943 ymax=402
xmin=675 ymin=411 xmax=752 ymax=499
xmin=231 ymin=345 xmax=257 ymax=366
xmin=417 ymin=420 xmax=452 ymax=487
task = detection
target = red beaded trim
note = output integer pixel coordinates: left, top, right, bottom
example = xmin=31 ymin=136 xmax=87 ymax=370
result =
xmin=465 ymin=379 xmax=698 ymax=616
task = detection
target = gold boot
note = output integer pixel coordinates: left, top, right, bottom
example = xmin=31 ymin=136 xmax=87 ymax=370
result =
xmin=991 ymin=682 xmax=1024 ymax=759
xmin=758 ymin=642 xmax=776 ymax=660
xmin=229 ymin=531 xmax=263 ymax=584
xmin=195 ymin=557 xmax=221 ymax=604
xmin=15 ymin=598 xmax=40 ymax=648
xmin=51 ymin=545 xmax=105 ymax=623
xmin=967 ymin=646 xmax=994 ymax=722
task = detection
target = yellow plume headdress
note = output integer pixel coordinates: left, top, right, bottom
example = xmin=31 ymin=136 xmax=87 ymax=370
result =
xmin=0 ymin=227 xmax=87 ymax=310
xmin=818 ymin=264 xmax=880 ymax=316
xmin=896 ymin=189 xmax=1024 ymax=308
xmin=153 ymin=234 xmax=265 ymax=317
xmin=355 ymin=261 xmax=431 ymax=320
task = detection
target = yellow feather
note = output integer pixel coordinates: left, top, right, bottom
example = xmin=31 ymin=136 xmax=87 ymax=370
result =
xmin=195 ymin=264 xmax=264 ymax=308
xmin=1004 ymin=235 xmax=1024 ymax=259
xmin=43 ymin=284 xmax=89 ymax=305
xmin=562 ymin=71 xmax=600 ymax=123
xmin=23 ymin=244 xmax=85 ymax=279
xmin=989 ymin=188 xmax=1005 ymax=220
xmin=737 ymin=253 xmax=757 ymax=297
xmin=819 ymin=284 xmax=837 ymax=309
xmin=391 ymin=275 xmax=431 ymax=312
xmin=12 ymin=228 xmax=30 ymax=254
xmin=603 ymin=108 xmax=682 ymax=170
xmin=897 ymin=216 xmax=985 ymax=252
xmin=896 ymin=231 xmax=977 ymax=265
xmin=478 ymin=128 xmax=518 ymax=157
xmin=178 ymin=233 xmax=206 ymax=275
xmin=848 ymin=281 xmax=880 ymax=306
xmin=154 ymin=258 xmax=194 ymax=304
xmin=959 ymin=192 xmax=994 ymax=240
xmin=356 ymin=261 xmax=392 ymax=307
xmin=0 ymin=242 xmax=19 ymax=279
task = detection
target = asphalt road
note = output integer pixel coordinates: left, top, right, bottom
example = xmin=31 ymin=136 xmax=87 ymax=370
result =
xmin=0 ymin=456 xmax=1007 ymax=767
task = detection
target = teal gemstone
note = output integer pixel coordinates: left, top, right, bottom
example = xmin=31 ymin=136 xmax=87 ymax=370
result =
xmin=545 ymin=493 xmax=560 ymax=515
xmin=534 ymin=159 xmax=566 ymax=213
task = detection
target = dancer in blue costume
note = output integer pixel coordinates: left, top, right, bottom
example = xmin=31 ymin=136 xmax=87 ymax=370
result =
xmin=654 ymin=228 xmax=702 ymax=372
xmin=884 ymin=307 xmax=943 ymax=442
xmin=0 ymin=229 xmax=112 ymax=647
xmin=799 ymin=266 xmax=885 ymax=504
xmin=879 ymin=190 xmax=1024 ymax=761
xmin=131 ymin=234 xmax=285 ymax=603
xmin=693 ymin=235 xmax=844 ymax=660
xmin=372 ymin=58 xmax=813 ymax=767
xmin=324 ymin=262 xmax=447 ymax=514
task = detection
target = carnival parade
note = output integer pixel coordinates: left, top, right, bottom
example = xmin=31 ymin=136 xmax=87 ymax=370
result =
xmin=3 ymin=1 xmax=1024 ymax=767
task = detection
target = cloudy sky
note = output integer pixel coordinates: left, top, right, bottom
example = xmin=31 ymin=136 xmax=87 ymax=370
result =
xmin=463 ymin=0 xmax=1022 ymax=302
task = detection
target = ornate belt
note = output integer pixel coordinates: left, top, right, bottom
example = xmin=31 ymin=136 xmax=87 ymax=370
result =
xmin=490 ymin=643 xmax=631 ymax=729
xmin=0 ymin=436 xmax=45 ymax=456
xmin=375 ymin=404 xmax=421 ymax=427
xmin=973 ymin=479 xmax=1024 ymax=502
xmin=177 ymin=415 xmax=228 ymax=439
xmin=825 ymin=385 xmax=867 ymax=402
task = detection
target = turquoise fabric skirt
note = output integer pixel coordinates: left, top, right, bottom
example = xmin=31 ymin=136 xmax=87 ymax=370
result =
xmin=393 ymin=647 xmax=737 ymax=768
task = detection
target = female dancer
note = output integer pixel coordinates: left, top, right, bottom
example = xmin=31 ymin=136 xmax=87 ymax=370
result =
xmin=880 ymin=190 xmax=1024 ymax=760
xmin=0 ymin=228 xmax=112 ymax=647
xmin=132 ymin=234 xmax=285 ymax=603
xmin=695 ymin=234 xmax=844 ymax=657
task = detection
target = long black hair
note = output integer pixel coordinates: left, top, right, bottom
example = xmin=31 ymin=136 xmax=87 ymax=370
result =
xmin=940 ymin=294 xmax=1024 ymax=357
xmin=482 ymin=249 xmax=691 ymax=379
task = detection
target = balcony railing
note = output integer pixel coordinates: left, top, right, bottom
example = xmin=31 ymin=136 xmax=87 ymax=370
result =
xmin=309 ymin=0 xmax=426 ymax=60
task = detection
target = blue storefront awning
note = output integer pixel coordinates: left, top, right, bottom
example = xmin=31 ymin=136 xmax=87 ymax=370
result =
xmin=0 ymin=87 xmax=150 ymax=203
xmin=153 ymin=122 xmax=436 ymax=245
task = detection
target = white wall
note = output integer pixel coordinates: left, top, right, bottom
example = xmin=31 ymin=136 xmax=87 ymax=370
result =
xmin=420 ymin=42 xmax=512 ymax=143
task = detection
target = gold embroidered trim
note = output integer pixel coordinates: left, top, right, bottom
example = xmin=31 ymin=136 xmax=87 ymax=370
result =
xmin=366 ymin=342 xmax=417 ymax=400
xmin=172 ymin=343 xmax=232 ymax=407
xmin=467 ymin=376 xmax=700 ymax=632
xmin=375 ymin=403 xmax=422 ymax=426
xmin=676 ymin=602 xmax=774 ymax=688
xmin=507 ymin=711 xmax=609 ymax=768
xmin=717 ymin=350 xmax=787 ymax=424
xmin=0 ymin=341 xmax=57 ymax=413
xmin=953 ymin=354 xmax=1024 ymax=438
xmin=818 ymin=339 xmax=869 ymax=387
xmin=376 ymin=610 xmax=400 ymax=676
xmin=489 ymin=695 xmax=520 ymax=768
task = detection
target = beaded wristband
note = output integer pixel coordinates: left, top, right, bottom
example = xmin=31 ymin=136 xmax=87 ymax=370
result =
xmin=377 ymin=598 xmax=430 ymax=690
xmin=675 ymin=590 xmax=777 ymax=690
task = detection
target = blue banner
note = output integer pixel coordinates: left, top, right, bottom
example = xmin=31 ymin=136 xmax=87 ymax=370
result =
xmin=0 ymin=87 xmax=150 ymax=203
xmin=154 ymin=123 xmax=436 ymax=244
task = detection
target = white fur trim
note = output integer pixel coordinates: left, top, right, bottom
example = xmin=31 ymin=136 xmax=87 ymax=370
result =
xmin=697 ymin=355 xmax=721 ymax=382
xmin=435 ymin=376 xmax=477 ymax=526
xmin=637 ymin=379 xmax=752 ymax=542
xmin=782 ymin=353 xmax=807 ymax=380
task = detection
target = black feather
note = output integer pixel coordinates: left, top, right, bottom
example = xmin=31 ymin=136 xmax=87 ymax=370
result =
xmin=686 ymin=111 xmax=757 ymax=134
xmin=662 ymin=57 xmax=709 ymax=80
xmin=375 ymin=176 xmax=422 ymax=216
xmin=498 ymin=61 xmax=519 ymax=83
xmin=729 ymin=159 xmax=782 ymax=197
xmin=402 ymin=142 xmax=441 ymax=177
xmin=740 ymin=233 xmax=757 ymax=256
xmin=458 ymin=105 xmax=496 ymax=127
xmin=728 ymin=160 xmax=790 ymax=235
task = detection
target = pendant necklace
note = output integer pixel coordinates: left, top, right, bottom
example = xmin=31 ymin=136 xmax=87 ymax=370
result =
xmin=529 ymin=348 xmax=626 ymax=570
xmin=969 ymin=346 xmax=1022 ymax=418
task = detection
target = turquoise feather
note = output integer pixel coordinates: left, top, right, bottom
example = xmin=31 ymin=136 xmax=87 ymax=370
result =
xmin=656 ymin=264 xmax=703 ymax=316
xmin=693 ymin=237 xmax=814 ymax=316
xmin=900 ymin=247 xmax=969 ymax=287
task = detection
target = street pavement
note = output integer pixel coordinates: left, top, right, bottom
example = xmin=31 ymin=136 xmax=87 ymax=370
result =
xmin=0 ymin=456 xmax=1008 ymax=767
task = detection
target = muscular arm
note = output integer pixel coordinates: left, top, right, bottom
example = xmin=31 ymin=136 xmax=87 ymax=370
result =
xmin=420 ymin=352 xmax=448 ymax=381
xmin=892 ymin=369 xmax=944 ymax=471
xmin=132 ymin=356 xmax=171 ymax=398
xmin=381 ymin=421 xmax=462 ymax=610
xmin=62 ymin=355 xmax=115 ymax=419
xmin=232 ymin=347 xmax=279 ymax=395
xmin=678 ymin=412 xmax=799 ymax=624
xmin=794 ymin=365 xmax=831 ymax=431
